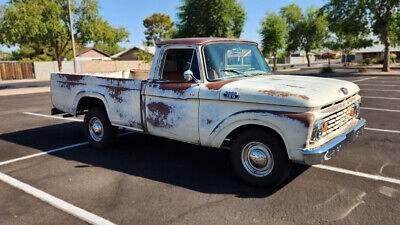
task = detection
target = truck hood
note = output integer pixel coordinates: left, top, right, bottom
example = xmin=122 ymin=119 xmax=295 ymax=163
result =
xmin=217 ymin=75 xmax=360 ymax=108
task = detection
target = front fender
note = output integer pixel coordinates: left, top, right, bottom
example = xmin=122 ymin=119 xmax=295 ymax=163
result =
xmin=204 ymin=111 xmax=311 ymax=161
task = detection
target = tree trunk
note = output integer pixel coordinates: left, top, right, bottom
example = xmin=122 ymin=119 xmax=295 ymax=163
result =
xmin=306 ymin=51 xmax=311 ymax=67
xmin=57 ymin=56 xmax=63 ymax=72
xmin=382 ymin=31 xmax=391 ymax=72
xmin=344 ymin=52 xmax=347 ymax=67
xmin=273 ymin=52 xmax=277 ymax=71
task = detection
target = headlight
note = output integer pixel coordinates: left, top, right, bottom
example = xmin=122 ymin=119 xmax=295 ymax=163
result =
xmin=353 ymin=102 xmax=360 ymax=118
xmin=311 ymin=120 xmax=328 ymax=141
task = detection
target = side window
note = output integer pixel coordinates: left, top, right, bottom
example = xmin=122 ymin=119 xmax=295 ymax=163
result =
xmin=161 ymin=49 xmax=200 ymax=82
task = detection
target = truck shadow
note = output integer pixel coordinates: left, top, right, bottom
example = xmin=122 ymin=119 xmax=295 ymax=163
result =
xmin=0 ymin=122 xmax=309 ymax=198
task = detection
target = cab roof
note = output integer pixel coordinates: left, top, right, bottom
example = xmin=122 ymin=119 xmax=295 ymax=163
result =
xmin=156 ymin=37 xmax=258 ymax=46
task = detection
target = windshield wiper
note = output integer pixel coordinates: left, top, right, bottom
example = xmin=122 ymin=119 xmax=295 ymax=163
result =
xmin=220 ymin=69 xmax=242 ymax=74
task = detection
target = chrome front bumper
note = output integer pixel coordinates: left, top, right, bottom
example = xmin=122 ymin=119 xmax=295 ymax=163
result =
xmin=301 ymin=118 xmax=366 ymax=165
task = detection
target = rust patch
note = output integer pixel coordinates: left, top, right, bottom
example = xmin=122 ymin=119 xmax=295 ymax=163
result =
xmin=146 ymin=102 xmax=174 ymax=128
xmin=58 ymin=73 xmax=84 ymax=82
xmin=101 ymin=85 xmax=130 ymax=103
xmin=275 ymin=112 xmax=315 ymax=127
xmin=258 ymin=89 xmax=309 ymax=100
xmin=58 ymin=81 xmax=84 ymax=90
xmin=157 ymin=83 xmax=194 ymax=95
xmin=210 ymin=110 xmax=315 ymax=135
xmin=205 ymin=79 xmax=238 ymax=90
xmin=285 ymin=84 xmax=305 ymax=89
xmin=206 ymin=119 xmax=213 ymax=125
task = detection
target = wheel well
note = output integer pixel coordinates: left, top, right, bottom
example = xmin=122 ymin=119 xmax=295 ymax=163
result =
xmin=76 ymin=97 xmax=106 ymax=113
xmin=226 ymin=124 xmax=287 ymax=151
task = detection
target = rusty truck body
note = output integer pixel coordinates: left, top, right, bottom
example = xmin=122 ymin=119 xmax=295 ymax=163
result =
xmin=51 ymin=38 xmax=365 ymax=186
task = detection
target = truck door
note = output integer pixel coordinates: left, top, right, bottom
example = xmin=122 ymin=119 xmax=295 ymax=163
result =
xmin=143 ymin=48 xmax=201 ymax=144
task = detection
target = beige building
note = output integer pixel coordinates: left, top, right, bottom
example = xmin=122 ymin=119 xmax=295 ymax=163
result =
xmin=111 ymin=46 xmax=156 ymax=61
xmin=76 ymin=47 xmax=111 ymax=61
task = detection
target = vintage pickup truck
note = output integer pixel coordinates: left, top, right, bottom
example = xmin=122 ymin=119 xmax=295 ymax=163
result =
xmin=51 ymin=38 xmax=365 ymax=186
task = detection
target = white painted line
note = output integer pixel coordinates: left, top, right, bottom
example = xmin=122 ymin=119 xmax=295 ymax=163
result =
xmin=0 ymin=172 xmax=116 ymax=225
xmin=365 ymin=127 xmax=400 ymax=134
xmin=361 ymin=107 xmax=400 ymax=113
xmin=23 ymin=112 xmax=82 ymax=122
xmin=358 ymin=84 xmax=400 ymax=87
xmin=352 ymin=77 xmax=377 ymax=83
xmin=0 ymin=131 xmax=134 ymax=167
xmin=313 ymin=164 xmax=400 ymax=185
xmin=0 ymin=142 xmax=88 ymax=166
xmin=362 ymin=96 xmax=400 ymax=100
xmin=361 ymin=89 xmax=400 ymax=92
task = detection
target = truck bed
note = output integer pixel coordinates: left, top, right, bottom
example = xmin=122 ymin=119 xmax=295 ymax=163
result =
xmin=51 ymin=72 xmax=145 ymax=130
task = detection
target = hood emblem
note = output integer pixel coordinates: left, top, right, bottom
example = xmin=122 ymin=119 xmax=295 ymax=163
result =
xmin=223 ymin=91 xmax=240 ymax=99
xmin=340 ymin=87 xmax=348 ymax=95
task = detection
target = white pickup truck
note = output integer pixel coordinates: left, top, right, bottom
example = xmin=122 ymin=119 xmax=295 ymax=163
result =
xmin=51 ymin=38 xmax=365 ymax=186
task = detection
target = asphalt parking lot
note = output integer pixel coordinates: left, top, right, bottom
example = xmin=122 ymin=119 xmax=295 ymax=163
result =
xmin=0 ymin=73 xmax=399 ymax=224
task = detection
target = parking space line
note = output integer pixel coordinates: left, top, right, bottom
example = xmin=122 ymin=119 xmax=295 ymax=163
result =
xmin=23 ymin=112 xmax=82 ymax=122
xmin=362 ymin=96 xmax=400 ymax=100
xmin=365 ymin=127 xmax=400 ymax=134
xmin=0 ymin=142 xmax=88 ymax=166
xmin=357 ymin=84 xmax=400 ymax=87
xmin=361 ymin=89 xmax=400 ymax=92
xmin=358 ymin=84 xmax=400 ymax=87
xmin=352 ymin=77 xmax=377 ymax=83
xmin=0 ymin=172 xmax=116 ymax=225
xmin=313 ymin=165 xmax=400 ymax=185
xmin=361 ymin=107 xmax=400 ymax=113
xmin=0 ymin=131 xmax=134 ymax=167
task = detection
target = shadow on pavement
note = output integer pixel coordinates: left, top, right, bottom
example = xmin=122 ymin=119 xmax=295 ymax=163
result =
xmin=0 ymin=122 xmax=309 ymax=198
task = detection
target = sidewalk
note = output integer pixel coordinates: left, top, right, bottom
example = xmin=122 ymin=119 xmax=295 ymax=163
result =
xmin=0 ymin=79 xmax=50 ymax=96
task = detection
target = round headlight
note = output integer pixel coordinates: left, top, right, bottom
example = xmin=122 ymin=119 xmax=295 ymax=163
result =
xmin=354 ymin=102 xmax=361 ymax=118
xmin=311 ymin=121 xmax=328 ymax=141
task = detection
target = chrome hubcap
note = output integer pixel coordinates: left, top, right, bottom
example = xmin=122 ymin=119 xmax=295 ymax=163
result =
xmin=89 ymin=117 xmax=103 ymax=142
xmin=241 ymin=142 xmax=274 ymax=177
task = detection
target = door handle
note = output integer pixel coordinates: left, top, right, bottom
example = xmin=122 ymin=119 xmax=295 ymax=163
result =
xmin=148 ymin=84 xmax=160 ymax=88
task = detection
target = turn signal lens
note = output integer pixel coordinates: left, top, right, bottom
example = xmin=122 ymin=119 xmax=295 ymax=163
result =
xmin=350 ymin=108 xmax=355 ymax=116
xmin=322 ymin=122 xmax=328 ymax=132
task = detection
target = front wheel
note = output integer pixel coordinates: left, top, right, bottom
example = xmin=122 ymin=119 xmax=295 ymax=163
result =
xmin=83 ymin=107 xmax=116 ymax=148
xmin=230 ymin=129 xmax=292 ymax=187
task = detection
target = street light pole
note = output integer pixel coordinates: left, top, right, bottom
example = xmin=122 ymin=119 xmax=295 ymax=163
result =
xmin=67 ymin=0 xmax=78 ymax=72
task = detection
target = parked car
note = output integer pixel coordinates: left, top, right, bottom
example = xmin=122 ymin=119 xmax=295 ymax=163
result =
xmin=51 ymin=38 xmax=365 ymax=186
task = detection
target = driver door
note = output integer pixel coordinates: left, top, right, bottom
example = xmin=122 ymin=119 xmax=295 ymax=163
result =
xmin=143 ymin=48 xmax=201 ymax=144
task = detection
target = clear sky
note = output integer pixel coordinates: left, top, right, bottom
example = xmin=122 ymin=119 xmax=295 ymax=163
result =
xmin=0 ymin=0 xmax=326 ymax=51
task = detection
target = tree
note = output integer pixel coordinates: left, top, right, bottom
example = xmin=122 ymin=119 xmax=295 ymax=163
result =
xmin=323 ymin=0 xmax=400 ymax=72
xmin=281 ymin=6 xmax=328 ymax=67
xmin=324 ymin=34 xmax=373 ymax=66
xmin=321 ymin=3 xmax=373 ymax=66
xmin=176 ymin=0 xmax=246 ymax=38
xmin=260 ymin=13 xmax=287 ymax=71
xmin=0 ymin=0 xmax=129 ymax=71
xmin=143 ymin=13 xmax=175 ymax=46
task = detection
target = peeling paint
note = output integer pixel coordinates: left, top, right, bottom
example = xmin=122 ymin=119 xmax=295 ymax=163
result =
xmin=147 ymin=102 xmax=174 ymax=128
xmin=100 ymin=85 xmax=130 ymax=103
xmin=205 ymin=79 xmax=238 ymax=90
xmin=258 ymin=89 xmax=310 ymax=100
xmin=157 ymin=83 xmax=194 ymax=95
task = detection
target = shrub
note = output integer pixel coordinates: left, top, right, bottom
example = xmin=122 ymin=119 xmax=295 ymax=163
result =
xmin=321 ymin=66 xmax=334 ymax=73
xmin=358 ymin=68 xmax=367 ymax=73
xmin=360 ymin=58 xmax=371 ymax=65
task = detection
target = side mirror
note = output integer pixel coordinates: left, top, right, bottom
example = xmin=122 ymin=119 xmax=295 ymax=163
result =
xmin=183 ymin=70 xmax=194 ymax=82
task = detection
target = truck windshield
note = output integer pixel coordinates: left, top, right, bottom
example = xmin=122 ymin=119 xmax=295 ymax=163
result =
xmin=203 ymin=43 xmax=271 ymax=81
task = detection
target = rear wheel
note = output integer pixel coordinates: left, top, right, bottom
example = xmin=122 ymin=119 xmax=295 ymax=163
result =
xmin=230 ymin=128 xmax=292 ymax=187
xmin=83 ymin=107 xmax=116 ymax=148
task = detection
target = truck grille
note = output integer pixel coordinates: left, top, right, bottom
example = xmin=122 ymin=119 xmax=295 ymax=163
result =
xmin=323 ymin=104 xmax=355 ymax=134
